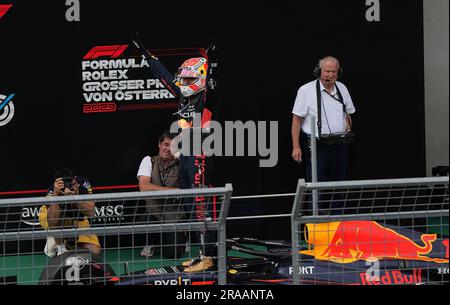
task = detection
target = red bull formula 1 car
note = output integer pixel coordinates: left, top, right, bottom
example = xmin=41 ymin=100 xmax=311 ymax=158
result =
xmin=39 ymin=220 xmax=449 ymax=285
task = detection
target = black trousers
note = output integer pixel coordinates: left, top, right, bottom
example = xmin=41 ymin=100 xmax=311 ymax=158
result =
xmin=302 ymin=132 xmax=349 ymax=182
xmin=179 ymin=154 xmax=216 ymax=257
xmin=301 ymin=132 xmax=349 ymax=214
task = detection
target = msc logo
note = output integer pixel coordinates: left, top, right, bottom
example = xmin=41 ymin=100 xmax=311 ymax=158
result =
xmin=0 ymin=4 xmax=12 ymax=19
xmin=0 ymin=93 xmax=15 ymax=127
xmin=91 ymin=204 xmax=124 ymax=223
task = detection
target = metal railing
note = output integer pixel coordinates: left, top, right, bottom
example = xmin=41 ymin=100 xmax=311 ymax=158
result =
xmin=0 ymin=184 xmax=233 ymax=285
xmin=291 ymin=177 xmax=449 ymax=285
xmin=1 ymin=176 xmax=448 ymax=285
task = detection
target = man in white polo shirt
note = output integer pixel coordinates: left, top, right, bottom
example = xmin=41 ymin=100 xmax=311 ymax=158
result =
xmin=291 ymin=56 xmax=356 ymax=186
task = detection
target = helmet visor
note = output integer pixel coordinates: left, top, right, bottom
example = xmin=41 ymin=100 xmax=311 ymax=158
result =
xmin=179 ymin=77 xmax=198 ymax=86
xmin=177 ymin=67 xmax=197 ymax=78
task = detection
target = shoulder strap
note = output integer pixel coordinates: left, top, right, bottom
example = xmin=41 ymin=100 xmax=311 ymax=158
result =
xmin=334 ymin=84 xmax=352 ymax=130
xmin=317 ymin=81 xmax=351 ymax=137
xmin=334 ymin=83 xmax=347 ymax=114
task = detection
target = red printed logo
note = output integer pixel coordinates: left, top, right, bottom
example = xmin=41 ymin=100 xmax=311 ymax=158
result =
xmin=0 ymin=4 xmax=12 ymax=19
xmin=83 ymin=45 xmax=128 ymax=60
xmin=83 ymin=103 xmax=117 ymax=114
xmin=360 ymin=269 xmax=422 ymax=285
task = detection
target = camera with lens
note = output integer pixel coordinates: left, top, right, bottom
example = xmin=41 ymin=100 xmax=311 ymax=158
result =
xmin=61 ymin=176 xmax=75 ymax=194
xmin=58 ymin=176 xmax=80 ymax=219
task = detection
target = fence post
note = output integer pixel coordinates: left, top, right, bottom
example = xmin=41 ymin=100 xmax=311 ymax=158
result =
xmin=310 ymin=117 xmax=318 ymax=215
xmin=291 ymin=179 xmax=306 ymax=285
xmin=218 ymin=183 xmax=233 ymax=285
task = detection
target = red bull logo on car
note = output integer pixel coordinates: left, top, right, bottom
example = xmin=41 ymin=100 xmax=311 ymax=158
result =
xmin=360 ymin=269 xmax=423 ymax=285
xmin=302 ymin=220 xmax=449 ymax=264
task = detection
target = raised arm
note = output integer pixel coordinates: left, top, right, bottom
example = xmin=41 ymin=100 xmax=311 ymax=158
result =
xmin=132 ymin=36 xmax=181 ymax=97
xmin=202 ymin=44 xmax=220 ymax=127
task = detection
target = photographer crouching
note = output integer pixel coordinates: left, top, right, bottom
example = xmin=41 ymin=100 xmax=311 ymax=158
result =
xmin=39 ymin=168 xmax=101 ymax=256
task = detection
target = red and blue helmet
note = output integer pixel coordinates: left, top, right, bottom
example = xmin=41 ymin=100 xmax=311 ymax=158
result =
xmin=176 ymin=57 xmax=208 ymax=97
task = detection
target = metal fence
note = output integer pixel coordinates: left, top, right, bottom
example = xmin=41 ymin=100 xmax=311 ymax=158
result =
xmin=1 ymin=177 xmax=448 ymax=286
xmin=0 ymin=185 xmax=233 ymax=285
xmin=291 ymin=177 xmax=449 ymax=285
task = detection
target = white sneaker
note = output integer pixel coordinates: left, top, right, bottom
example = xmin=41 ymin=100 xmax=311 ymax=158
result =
xmin=56 ymin=244 xmax=68 ymax=256
xmin=184 ymin=240 xmax=191 ymax=253
xmin=44 ymin=236 xmax=57 ymax=257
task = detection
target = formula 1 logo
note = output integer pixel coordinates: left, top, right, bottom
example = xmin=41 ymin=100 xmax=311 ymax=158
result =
xmin=0 ymin=93 xmax=15 ymax=127
xmin=83 ymin=45 xmax=128 ymax=60
xmin=0 ymin=4 xmax=12 ymax=19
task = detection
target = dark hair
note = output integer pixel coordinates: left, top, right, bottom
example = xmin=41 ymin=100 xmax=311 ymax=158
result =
xmin=54 ymin=168 xmax=74 ymax=180
xmin=158 ymin=130 xmax=177 ymax=144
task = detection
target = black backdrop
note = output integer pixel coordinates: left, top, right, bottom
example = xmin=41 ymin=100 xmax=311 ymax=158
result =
xmin=0 ymin=0 xmax=425 ymax=240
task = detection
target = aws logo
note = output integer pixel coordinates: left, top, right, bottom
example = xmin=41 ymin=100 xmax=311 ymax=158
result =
xmin=0 ymin=4 xmax=12 ymax=19
xmin=21 ymin=206 xmax=42 ymax=226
